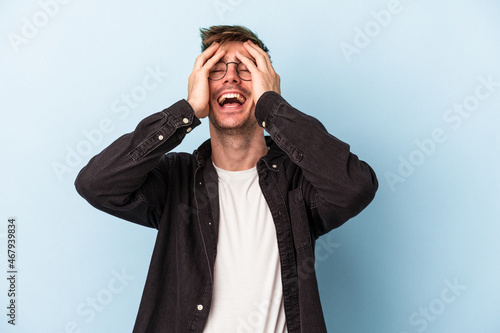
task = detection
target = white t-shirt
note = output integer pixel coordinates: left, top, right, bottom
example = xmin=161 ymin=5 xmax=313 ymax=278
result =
xmin=203 ymin=164 xmax=287 ymax=333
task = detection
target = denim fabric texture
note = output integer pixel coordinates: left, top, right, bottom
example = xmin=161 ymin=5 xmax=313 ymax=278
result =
xmin=75 ymin=91 xmax=378 ymax=332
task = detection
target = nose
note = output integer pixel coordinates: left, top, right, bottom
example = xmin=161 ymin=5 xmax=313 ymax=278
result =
xmin=224 ymin=63 xmax=241 ymax=83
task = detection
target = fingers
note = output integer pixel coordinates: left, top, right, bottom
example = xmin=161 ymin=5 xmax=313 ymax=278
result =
xmin=235 ymin=50 xmax=257 ymax=72
xmin=242 ymin=41 xmax=272 ymax=71
xmin=236 ymin=41 xmax=281 ymax=102
xmin=193 ymin=42 xmax=224 ymax=70
xmin=236 ymin=41 xmax=275 ymax=77
xmin=203 ymin=47 xmax=226 ymax=72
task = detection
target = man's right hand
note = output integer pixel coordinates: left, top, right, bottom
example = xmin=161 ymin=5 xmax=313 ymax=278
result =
xmin=187 ymin=42 xmax=226 ymax=119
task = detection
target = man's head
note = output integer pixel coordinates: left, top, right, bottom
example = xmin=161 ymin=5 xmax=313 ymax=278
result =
xmin=200 ymin=25 xmax=269 ymax=55
xmin=200 ymin=26 xmax=269 ymax=135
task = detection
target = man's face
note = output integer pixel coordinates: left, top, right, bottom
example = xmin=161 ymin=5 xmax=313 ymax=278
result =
xmin=208 ymin=41 xmax=257 ymax=134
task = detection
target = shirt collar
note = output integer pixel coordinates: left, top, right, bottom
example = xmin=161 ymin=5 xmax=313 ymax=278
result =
xmin=193 ymin=136 xmax=286 ymax=171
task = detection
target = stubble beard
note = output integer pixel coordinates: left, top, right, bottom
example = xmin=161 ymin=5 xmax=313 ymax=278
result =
xmin=208 ymin=105 xmax=258 ymax=137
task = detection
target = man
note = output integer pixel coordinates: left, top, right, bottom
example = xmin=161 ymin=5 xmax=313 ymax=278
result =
xmin=75 ymin=25 xmax=378 ymax=333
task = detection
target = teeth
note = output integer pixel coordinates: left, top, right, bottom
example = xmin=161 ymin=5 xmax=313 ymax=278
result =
xmin=218 ymin=93 xmax=246 ymax=105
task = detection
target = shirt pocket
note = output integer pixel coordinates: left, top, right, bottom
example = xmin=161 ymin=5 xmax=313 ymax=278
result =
xmin=288 ymin=188 xmax=312 ymax=250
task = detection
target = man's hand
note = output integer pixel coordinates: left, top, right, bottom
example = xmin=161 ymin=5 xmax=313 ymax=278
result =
xmin=187 ymin=42 xmax=226 ymax=119
xmin=236 ymin=41 xmax=281 ymax=105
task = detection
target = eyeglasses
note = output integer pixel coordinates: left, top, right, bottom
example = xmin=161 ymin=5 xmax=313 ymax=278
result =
xmin=208 ymin=61 xmax=251 ymax=81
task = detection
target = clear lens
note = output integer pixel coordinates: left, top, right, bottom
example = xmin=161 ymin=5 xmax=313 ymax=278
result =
xmin=237 ymin=63 xmax=251 ymax=80
xmin=208 ymin=62 xmax=251 ymax=81
xmin=209 ymin=63 xmax=227 ymax=80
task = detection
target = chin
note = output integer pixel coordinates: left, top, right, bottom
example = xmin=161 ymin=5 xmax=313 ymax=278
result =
xmin=208 ymin=105 xmax=257 ymax=134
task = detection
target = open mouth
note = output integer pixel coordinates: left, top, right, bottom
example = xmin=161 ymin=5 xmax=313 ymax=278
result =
xmin=217 ymin=92 xmax=247 ymax=108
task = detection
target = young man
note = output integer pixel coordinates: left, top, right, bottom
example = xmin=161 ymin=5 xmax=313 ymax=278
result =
xmin=75 ymin=25 xmax=378 ymax=333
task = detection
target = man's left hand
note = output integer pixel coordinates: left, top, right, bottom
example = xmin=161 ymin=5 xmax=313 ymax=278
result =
xmin=236 ymin=41 xmax=281 ymax=105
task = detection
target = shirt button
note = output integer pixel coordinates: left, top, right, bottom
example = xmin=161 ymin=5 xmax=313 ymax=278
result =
xmin=186 ymin=127 xmax=192 ymax=133
xmin=272 ymin=164 xmax=277 ymax=169
xmin=197 ymin=304 xmax=204 ymax=311
xmin=262 ymin=121 xmax=266 ymax=128
xmin=183 ymin=118 xmax=189 ymax=124
xmin=158 ymin=135 xmax=164 ymax=140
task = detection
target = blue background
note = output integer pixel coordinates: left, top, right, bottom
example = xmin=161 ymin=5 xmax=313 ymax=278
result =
xmin=1 ymin=0 xmax=499 ymax=332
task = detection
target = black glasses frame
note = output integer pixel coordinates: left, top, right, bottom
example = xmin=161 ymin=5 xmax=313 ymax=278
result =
xmin=208 ymin=62 xmax=251 ymax=81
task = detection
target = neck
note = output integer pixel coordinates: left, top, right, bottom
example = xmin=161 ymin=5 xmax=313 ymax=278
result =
xmin=210 ymin=124 xmax=268 ymax=171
